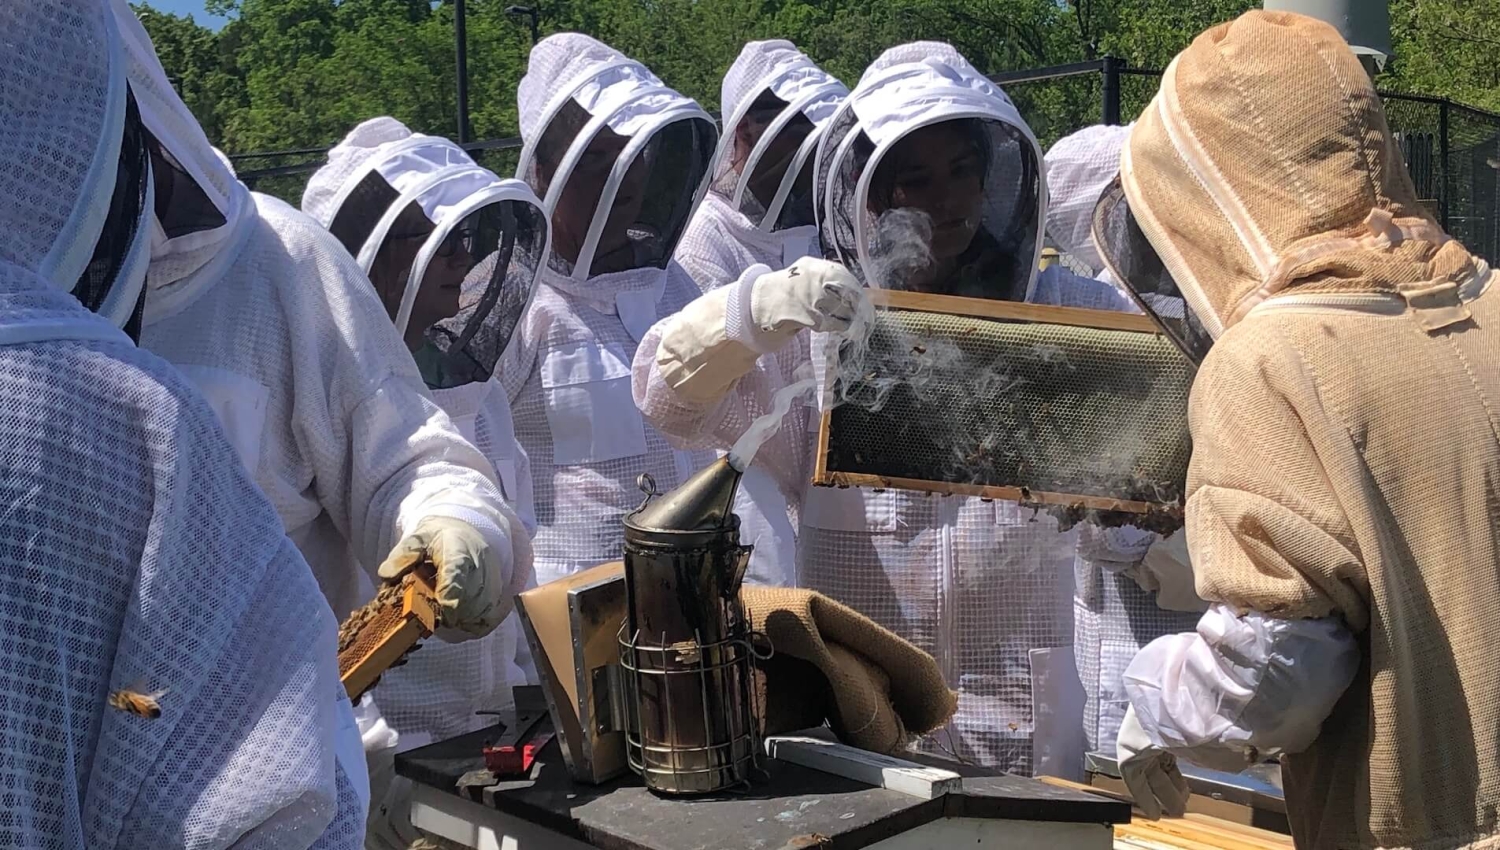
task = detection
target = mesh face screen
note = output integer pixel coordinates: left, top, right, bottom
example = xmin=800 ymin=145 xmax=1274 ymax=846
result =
xmin=819 ymin=297 xmax=1195 ymax=510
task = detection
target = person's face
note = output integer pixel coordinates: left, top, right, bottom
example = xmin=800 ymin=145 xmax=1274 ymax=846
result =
xmin=745 ymin=119 xmax=813 ymax=212
xmin=546 ymin=126 xmax=639 ymax=271
xmin=405 ymin=222 xmax=474 ymax=350
xmin=373 ymin=204 xmax=469 ymax=351
xmin=873 ymin=121 xmax=986 ymax=261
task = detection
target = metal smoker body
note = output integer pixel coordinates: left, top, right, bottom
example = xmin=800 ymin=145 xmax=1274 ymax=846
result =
xmin=619 ymin=458 xmax=760 ymax=795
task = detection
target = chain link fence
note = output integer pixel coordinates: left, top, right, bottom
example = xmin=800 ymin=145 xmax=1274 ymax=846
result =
xmin=235 ymin=58 xmax=1500 ymax=263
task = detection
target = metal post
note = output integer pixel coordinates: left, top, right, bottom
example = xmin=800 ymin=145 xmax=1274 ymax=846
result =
xmin=1439 ymin=98 xmax=1451 ymax=229
xmin=454 ymin=0 xmax=471 ymax=143
xmin=506 ymin=5 xmax=540 ymax=45
xmin=1101 ymin=55 xmax=1122 ymax=126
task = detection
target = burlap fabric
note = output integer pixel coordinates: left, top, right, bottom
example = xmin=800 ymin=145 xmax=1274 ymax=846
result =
xmin=743 ymin=586 xmax=957 ymax=755
xmin=1121 ymin=10 xmax=1500 ymax=849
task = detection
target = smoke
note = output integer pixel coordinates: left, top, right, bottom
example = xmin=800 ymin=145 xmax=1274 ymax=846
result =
xmin=867 ymin=208 xmax=935 ymax=290
xmin=721 ymin=200 xmax=1187 ymax=531
xmin=727 ymin=376 xmax=817 ymax=473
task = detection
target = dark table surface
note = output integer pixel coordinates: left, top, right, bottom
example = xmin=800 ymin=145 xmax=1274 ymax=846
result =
xmin=397 ymin=722 xmax=1129 ymax=850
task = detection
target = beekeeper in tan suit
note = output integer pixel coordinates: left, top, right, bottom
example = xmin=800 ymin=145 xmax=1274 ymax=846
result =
xmin=1092 ymin=10 xmax=1500 ymax=850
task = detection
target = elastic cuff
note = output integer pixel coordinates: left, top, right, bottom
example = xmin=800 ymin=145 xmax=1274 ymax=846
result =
xmin=725 ymin=264 xmax=775 ymax=353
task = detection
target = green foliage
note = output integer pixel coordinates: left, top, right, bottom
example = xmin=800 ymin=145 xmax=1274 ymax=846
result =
xmin=133 ymin=0 xmax=1500 ymax=162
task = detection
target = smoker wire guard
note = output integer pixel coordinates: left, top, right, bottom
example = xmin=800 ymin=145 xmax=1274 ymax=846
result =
xmin=813 ymin=289 xmax=1195 ymax=524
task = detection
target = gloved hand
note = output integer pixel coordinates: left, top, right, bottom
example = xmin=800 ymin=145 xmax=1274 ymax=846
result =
xmin=379 ymin=515 xmax=508 ymax=636
xmin=1136 ymin=532 xmax=1210 ymax=613
xmin=745 ymin=257 xmax=864 ymax=348
xmin=1116 ymin=704 xmax=1190 ymax=820
xmin=657 ymin=258 xmax=864 ymax=404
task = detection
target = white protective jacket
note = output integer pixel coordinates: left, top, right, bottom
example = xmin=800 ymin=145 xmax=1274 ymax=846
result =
xmin=0 ymin=3 xmax=363 ymax=845
xmin=502 ymin=34 xmax=719 ymax=586
xmin=303 ymin=118 xmax=547 ymax=754
xmin=636 ymin=43 xmax=1137 ymax=775
xmin=112 ymin=1 xmax=528 ymax=625
xmin=1044 ymin=124 xmax=1206 ymax=752
xmin=673 ymin=40 xmax=849 ymax=588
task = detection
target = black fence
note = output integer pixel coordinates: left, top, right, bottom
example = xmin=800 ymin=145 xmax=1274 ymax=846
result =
xmin=235 ymin=57 xmax=1500 ymax=262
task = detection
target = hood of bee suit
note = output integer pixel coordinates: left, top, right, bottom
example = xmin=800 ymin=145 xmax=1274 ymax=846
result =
xmin=814 ymin=41 xmax=1046 ymax=299
xmin=1101 ymin=9 xmax=1485 ymax=344
xmin=710 ymin=40 xmax=848 ymax=237
xmin=1045 ymin=124 xmax=1132 ymax=275
xmin=514 ymin=33 xmax=716 ymax=296
xmin=0 ymin=0 xmax=157 ymax=340
xmin=108 ymin=0 xmax=253 ymax=300
xmin=303 ymin=116 xmax=550 ymax=390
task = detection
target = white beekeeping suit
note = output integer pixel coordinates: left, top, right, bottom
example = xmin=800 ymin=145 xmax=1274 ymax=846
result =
xmin=302 ymin=118 xmax=548 ymax=847
xmin=1044 ymin=124 xmax=1205 ymax=754
xmin=501 ymin=33 xmax=719 ymax=587
xmin=109 ymin=0 xmax=527 ymax=630
xmin=635 ymin=42 xmax=1136 ymax=776
xmin=671 ymin=40 xmax=849 ymax=589
xmin=0 ymin=1 xmax=363 ymax=845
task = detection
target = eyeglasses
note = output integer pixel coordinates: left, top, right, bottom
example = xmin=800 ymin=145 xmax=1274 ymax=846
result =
xmin=388 ymin=223 xmax=478 ymax=259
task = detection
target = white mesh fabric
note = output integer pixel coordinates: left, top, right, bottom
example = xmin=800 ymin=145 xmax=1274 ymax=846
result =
xmin=1044 ymin=124 xmax=1132 ymax=275
xmin=1072 ymin=526 xmax=1201 ymax=753
xmin=517 ymin=33 xmax=642 ymax=145
xmin=502 ymin=262 xmax=716 ymax=586
xmin=139 ymin=193 xmax=529 ymax=624
xmin=302 ymin=117 xmax=420 ymax=229
xmin=634 ymin=262 xmax=1133 ymax=773
xmin=676 ymin=192 xmax=788 ymax=294
xmin=0 ymin=292 xmax=362 ymax=849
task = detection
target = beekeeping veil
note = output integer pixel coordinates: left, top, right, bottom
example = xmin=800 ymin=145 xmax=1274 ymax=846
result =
xmin=1091 ymin=10 xmax=1483 ymax=366
xmin=8 ymin=0 xmax=155 ymax=339
xmin=108 ymin=0 xmax=252 ymax=306
xmin=515 ymin=34 xmax=715 ymax=292
xmin=815 ymin=42 xmax=1043 ymax=299
xmin=303 ymin=117 xmax=549 ymax=391
xmin=711 ymin=40 xmax=848 ymax=261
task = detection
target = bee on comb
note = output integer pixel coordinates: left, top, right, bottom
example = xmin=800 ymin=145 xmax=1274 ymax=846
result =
xmin=108 ymin=685 xmax=166 ymax=719
xmin=338 ymin=565 xmax=439 ymax=702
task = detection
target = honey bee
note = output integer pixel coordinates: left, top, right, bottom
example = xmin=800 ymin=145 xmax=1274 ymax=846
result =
xmin=108 ymin=685 xmax=166 ymax=719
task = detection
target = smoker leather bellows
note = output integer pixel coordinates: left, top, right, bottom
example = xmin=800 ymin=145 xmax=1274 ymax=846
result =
xmin=815 ymin=290 xmax=1195 ymax=525
xmin=620 ymin=459 xmax=761 ymax=795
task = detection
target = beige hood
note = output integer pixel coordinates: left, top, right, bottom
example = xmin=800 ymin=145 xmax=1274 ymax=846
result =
xmin=1121 ymin=9 xmax=1482 ymax=340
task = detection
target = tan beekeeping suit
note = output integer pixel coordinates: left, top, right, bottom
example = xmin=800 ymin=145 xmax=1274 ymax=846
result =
xmin=1121 ymin=10 xmax=1500 ymax=850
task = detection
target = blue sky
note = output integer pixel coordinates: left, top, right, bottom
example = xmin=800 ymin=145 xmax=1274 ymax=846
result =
xmin=145 ymin=0 xmax=231 ymax=29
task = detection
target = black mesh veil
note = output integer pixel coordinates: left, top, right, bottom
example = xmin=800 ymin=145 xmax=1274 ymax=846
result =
xmin=1092 ymin=177 xmax=1211 ymax=365
xmin=74 ymin=85 xmax=152 ymax=341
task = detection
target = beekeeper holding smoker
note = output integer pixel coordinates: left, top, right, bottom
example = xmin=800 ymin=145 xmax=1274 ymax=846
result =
xmin=635 ymin=41 xmax=1135 ymax=776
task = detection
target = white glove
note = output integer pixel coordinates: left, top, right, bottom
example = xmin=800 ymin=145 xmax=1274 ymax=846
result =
xmin=1116 ymin=704 xmax=1190 ymax=820
xmin=746 ymin=257 xmax=863 ymax=345
xmin=378 ymin=515 xmax=508 ymax=636
xmin=658 ymin=258 xmax=864 ymax=404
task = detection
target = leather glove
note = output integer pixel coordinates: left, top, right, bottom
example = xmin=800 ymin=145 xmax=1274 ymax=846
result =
xmin=658 ymin=258 xmax=864 ymax=404
xmin=1117 ymin=704 xmax=1190 ymax=820
xmin=378 ymin=515 xmax=508 ymax=636
xmin=746 ymin=257 xmax=864 ymax=345
xmin=1137 ymin=533 xmax=1210 ymax=614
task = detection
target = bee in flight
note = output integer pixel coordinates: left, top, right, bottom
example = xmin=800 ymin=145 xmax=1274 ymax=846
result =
xmin=108 ymin=685 xmax=166 ymax=719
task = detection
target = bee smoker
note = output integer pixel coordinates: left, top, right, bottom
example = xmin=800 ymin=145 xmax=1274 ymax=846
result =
xmin=619 ymin=458 xmax=760 ymax=795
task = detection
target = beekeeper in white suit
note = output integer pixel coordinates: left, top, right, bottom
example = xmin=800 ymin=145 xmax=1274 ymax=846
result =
xmin=110 ymin=0 xmax=530 ymax=831
xmin=499 ymin=33 xmax=719 ymax=587
xmin=635 ymin=42 xmax=1134 ymax=775
xmin=1044 ymin=124 xmax=1206 ymax=755
xmin=302 ymin=117 xmax=547 ymax=847
xmin=0 ymin=1 xmax=363 ymax=844
xmin=670 ymin=40 xmax=850 ymax=588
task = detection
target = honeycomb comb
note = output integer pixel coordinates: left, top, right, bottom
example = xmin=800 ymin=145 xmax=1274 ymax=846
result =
xmin=338 ymin=566 xmax=439 ymax=702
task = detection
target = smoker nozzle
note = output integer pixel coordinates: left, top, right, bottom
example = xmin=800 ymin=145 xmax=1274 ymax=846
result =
xmin=628 ymin=457 xmax=744 ymax=534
